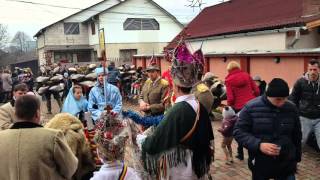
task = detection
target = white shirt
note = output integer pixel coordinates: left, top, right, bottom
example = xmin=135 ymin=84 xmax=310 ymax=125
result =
xmin=90 ymin=161 xmax=141 ymax=180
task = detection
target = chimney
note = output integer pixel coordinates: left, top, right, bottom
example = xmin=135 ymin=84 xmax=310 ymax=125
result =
xmin=303 ymin=0 xmax=320 ymax=17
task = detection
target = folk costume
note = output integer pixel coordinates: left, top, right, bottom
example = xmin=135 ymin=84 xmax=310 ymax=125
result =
xmin=62 ymin=86 xmax=88 ymax=118
xmin=139 ymin=43 xmax=214 ymax=179
xmin=91 ymin=112 xmax=141 ymax=180
xmin=88 ymin=67 xmax=122 ymax=121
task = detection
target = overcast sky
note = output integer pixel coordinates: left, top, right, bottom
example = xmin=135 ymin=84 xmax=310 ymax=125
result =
xmin=0 ymin=0 xmax=222 ymax=39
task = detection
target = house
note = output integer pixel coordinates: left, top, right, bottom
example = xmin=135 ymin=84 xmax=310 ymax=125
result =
xmin=134 ymin=0 xmax=320 ymax=87
xmin=34 ymin=0 xmax=183 ymax=66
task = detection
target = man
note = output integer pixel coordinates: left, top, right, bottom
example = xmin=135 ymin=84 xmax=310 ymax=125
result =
xmin=0 ymin=83 xmax=28 ymax=130
xmin=88 ymin=67 xmax=122 ymax=121
xmin=0 ymin=95 xmax=78 ymax=180
xmin=234 ymin=78 xmax=302 ymax=180
xmin=107 ymin=61 xmax=120 ymax=87
xmin=138 ymin=44 xmax=213 ymax=179
xmin=139 ymin=64 xmax=169 ymax=116
xmin=289 ymin=59 xmax=320 ymax=149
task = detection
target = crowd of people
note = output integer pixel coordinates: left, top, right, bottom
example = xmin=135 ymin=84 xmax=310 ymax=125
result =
xmin=0 ymin=44 xmax=319 ymax=180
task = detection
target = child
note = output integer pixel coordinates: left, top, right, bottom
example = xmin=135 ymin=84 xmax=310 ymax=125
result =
xmin=218 ymin=106 xmax=238 ymax=165
xmin=62 ymin=85 xmax=88 ymax=120
xmin=91 ymin=113 xmax=141 ymax=180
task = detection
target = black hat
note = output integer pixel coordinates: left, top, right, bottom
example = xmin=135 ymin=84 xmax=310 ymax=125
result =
xmin=266 ymin=78 xmax=289 ymax=97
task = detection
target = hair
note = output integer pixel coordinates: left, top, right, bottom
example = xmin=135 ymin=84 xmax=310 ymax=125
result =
xmin=227 ymin=61 xmax=241 ymax=71
xmin=72 ymin=85 xmax=83 ymax=93
xmin=177 ymin=86 xmax=192 ymax=94
xmin=309 ymin=59 xmax=320 ymax=68
xmin=14 ymin=83 xmax=28 ymax=92
xmin=15 ymin=95 xmax=40 ymax=121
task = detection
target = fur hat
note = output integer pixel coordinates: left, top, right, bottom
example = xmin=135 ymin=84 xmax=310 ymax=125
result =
xmin=222 ymin=106 xmax=236 ymax=119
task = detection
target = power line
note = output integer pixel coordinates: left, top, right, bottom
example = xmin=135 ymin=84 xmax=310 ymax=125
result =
xmin=5 ymin=0 xmax=197 ymax=18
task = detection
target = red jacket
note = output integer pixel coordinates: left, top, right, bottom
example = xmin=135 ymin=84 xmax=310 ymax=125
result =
xmin=225 ymin=69 xmax=260 ymax=111
xmin=162 ymin=69 xmax=173 ymax=88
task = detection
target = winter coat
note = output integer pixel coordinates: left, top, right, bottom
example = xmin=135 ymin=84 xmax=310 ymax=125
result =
xmin=0 ymin=101 xmax=15 ymax=130
xmin=218 ymin=116 xmax=238 ymax=137
xmin=225 ymin=69 xmax=259 ymax=111
xmin=1 ymin=73 xmax=12 ymax=92
xmin=289 ymin=73 xmax=320 ymax=119
xmin=45 ymin=113 xmax=96 ymax=180
xmin=0 ymin=122 xmax=78 ymax=180
xmin=233 ymin=95 xmax=302 ymax=178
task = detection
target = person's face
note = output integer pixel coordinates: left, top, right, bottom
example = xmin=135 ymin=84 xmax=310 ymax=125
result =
xmin=14 ymin=90 xmax=27 ymax=99
xmin=74 ymin=88 xmax=83 ymax=100
xmin=147 ymin=70 xmax=158 ymax=81
xmin=308 ymin=64 xmax=320 ymax=81
xmin=267 ymin=97 xmax=287 ymax=108
xmin=98 ymin=74 xmax=104 ymax=84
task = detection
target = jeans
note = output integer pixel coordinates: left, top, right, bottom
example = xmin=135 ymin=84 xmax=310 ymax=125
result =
xmin=300 ymin=116 xmax=320 ymax=149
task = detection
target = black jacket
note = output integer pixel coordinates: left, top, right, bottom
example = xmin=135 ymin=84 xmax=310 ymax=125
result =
xmin=289 ymin=75 xmax=320 ymax=119
xmin=233 ymin=95 xmax=302 ymax=178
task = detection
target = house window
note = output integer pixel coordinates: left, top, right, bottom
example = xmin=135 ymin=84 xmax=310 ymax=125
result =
xmin=91 ymin=22 xmax=96 ymax=35
xmin=64 ymin=23 xmax=80 ymax=35
xmin=123 ymin=18 xmax=159 ymax=30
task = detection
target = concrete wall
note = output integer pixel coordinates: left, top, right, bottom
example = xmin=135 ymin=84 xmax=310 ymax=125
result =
xmin=287 ymin=29 xmax=320 ymax=49
xmin=188 ymin=32 xmax=287 ymax=54
xmin=42 ymin=22 xmax=89 ymax=46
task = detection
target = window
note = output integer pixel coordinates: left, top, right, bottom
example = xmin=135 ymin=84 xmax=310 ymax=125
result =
xmin=91 ymin=22 xmax=96 ymax=35
xmin=123 ymin=18 xmax=159 ymax=30
xmin=64 ymin=23 xmax=80 ymax=35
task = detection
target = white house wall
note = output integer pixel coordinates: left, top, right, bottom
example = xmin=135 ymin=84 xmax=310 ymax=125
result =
xmin=188 ymin=32 xmax=287 ymax=53
xmin=97 ymin=0 xmax=182 ymax=45
xmin=65 ymin=0 xmax=120 ymax=22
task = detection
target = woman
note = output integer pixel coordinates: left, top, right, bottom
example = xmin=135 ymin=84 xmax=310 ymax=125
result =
xmin=225 ymin=61 xmax=259 ymax=160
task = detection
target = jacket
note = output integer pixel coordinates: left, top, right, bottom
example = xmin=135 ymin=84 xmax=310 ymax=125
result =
xmin=218 ymin=116 xmax=238 ymax=137
xmin=225 ymin=69 xmax=259 ymax=111
xmin=233 ymin=96 xmax=302 ymax=178
xmin=1 ymin=73 xmax=12 ymax=92
xmin=0 ymin=122 xmax=78 ymax=180
xmin=139 ymin=78 xmax=169 ymax=116
xmin=289 ymin=73 xmax=320 ymax=119
xmin=0 ymin=101 xmax=15 ymax=130
xmin=107 ymin=66 xmax=120 ymax=83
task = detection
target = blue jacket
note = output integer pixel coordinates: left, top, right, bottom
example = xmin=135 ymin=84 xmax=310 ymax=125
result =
xmin=233 ymin=95 xmax=302 ymax=178
xmin=88 ymin=82 xmax=122 ymax=121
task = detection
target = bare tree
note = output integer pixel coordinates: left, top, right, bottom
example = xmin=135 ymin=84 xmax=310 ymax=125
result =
xmin=11 ymin=31 xmax=31 ymax=52
xmin=0 ymin=24 xmax=9 ymax=49
xmin=187 ymin=0 xmax=206 ymax=9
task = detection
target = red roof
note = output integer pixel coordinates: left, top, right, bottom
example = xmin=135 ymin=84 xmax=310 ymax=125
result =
xmin=166 ymin=0 xmax=320 ymax=49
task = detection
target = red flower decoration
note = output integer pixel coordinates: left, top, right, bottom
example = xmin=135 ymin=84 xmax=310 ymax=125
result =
xmin=104 ymin=131 xmax=113 ymax=140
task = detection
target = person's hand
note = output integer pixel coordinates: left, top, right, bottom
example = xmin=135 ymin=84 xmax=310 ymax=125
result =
xmin=139 ymin=101 xmax=149 ymax=111
xmin=260 ymin=143 xmax=281 ymax=156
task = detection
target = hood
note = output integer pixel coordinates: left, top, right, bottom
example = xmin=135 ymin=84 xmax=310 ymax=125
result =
xmin=303 ymin=72 xmax=320 ymax=95
xmin=226 ymin=69 xmax=248 ymax=87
